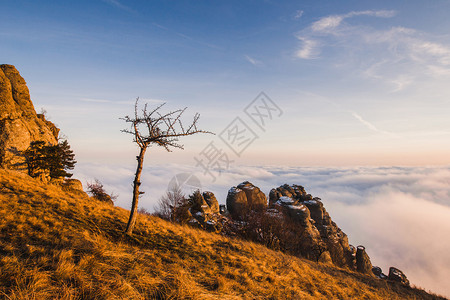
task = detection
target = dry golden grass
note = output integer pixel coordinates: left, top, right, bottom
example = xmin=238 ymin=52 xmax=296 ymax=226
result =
xmin=0 ymin=169 xmax=446 ymax=300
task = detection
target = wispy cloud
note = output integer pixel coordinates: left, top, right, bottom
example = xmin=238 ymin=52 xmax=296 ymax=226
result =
xmin=244 ymin=55 xmax=263 ymax=66
xmin=310 ymin=10 xmax=396 ymax=34
xmin=101 ymin=0 xmax=135 ymax=13
xmin=350 ymin=111 xmax=396 ymax=136
xmin=293 ymin=10 xmax=304 ymax=20
xmin=295 ymin=37 xmax=320 ymax=59
xmin=311 ymin=15 xmax=345 ymax=33
xmin=295 ymin=10 xmax=450 ymax=91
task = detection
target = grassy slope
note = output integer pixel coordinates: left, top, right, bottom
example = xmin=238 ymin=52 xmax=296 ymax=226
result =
xmin=0 ymin=169 xmax=445 ymax=300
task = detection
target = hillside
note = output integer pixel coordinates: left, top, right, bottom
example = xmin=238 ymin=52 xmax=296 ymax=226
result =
xmin=0 ymin=169 xmax=446 ymax=299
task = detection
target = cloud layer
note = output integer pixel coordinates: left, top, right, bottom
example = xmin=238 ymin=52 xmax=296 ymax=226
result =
xmin=74 ymin=163 xmax=450 ymax=297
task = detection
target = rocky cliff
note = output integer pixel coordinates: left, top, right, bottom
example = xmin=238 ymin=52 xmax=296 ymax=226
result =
xmin=268 ymin=184 xmax=357 ymax=269
xmin=0 ymin=64 xmax=59 ymax=170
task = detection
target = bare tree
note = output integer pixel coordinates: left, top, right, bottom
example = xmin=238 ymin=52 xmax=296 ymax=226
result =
xmin=121 ymin=98 xmax=212 ymax=235
xmin=155 ymin=184 xmax=186 ymax=221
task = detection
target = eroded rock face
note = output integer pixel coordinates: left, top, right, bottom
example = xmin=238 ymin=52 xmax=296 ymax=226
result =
xmin=226 ymin=187 xmax=247 ymax=218
xmin=187 ymin=190 xmax=224 ymax=232
xmin=226 ymin=181 xmax=267 ymax=218
xmin=388 ymin=267 xmax=410 ymax=286
xmin=269 ymin=184 xmax=359 ymax=270
xmin=372 ymin=266 xmax=388 ymax=279
xmin=0 ymin=65 xmax=59 ymax=170
xmin=356 ymin=245 xmax=373 ymax=274
xmin=203 ymin=191 xmax=219 ymax=214
xmin=372 ymin=266 xmax=409 ymax=286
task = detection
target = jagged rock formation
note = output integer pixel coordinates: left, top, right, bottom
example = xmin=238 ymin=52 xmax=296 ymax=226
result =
xmin=388 ymin=267 xmax=410 ymax=286
xmin=185 ymin=190 xmax=225 ymax=232
xmin=372 ymin=265 xmax=410 ymax=286
xmin=0 ymin=64 xmax=59 ymax=171
xmin=226 ymin=181 xmax=267 ymax=218
xmin=269 ymin=184 xmax=358 ymax=270
xmin=168 ymin=181 xmax=409 ymax=283
xmin=0 ymin=65 xmax=89 ymax=199
xmin=356 ymin=245 xmax=373 ymax=274
xmin=203 ymin=191 xmax=219 ymax=213
xmin=372 ymin=266 xmax=388 ymax=279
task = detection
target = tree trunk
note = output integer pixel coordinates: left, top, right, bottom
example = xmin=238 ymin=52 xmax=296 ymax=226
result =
xmin=125 ymin=147 xmax=146 ymax=235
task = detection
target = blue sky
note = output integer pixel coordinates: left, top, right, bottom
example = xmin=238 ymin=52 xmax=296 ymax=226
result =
xmin=2 ymin=0 xmax=450 ymax=166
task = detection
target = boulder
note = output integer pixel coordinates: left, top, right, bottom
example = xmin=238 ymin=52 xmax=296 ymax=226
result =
xmin=189 ymin=190 xmax=211 ymax=214
xmin=356 ymin=245 xmax=373 ymax=274
xmin=226 ymin=187 xmax=248 ymax=218
xmin=303 ymin=198 xmax=324 ymax=226
xmin=237 ymin=181 xmax=267 ymax=211
xmin=372 ymin=266 xmax=388 ymax=279
xmin=226 ymin=181 xmax=267 ymax=218
xmin=203 ymin=191 xmax=219 ymax=214
xmin=269 ymin=184 xmax=306 ymax=205
xmin=184 ymin=191 xmax=225 ymax=232
xmin=282 ymin=201 xmax=310 ymax=225
xmin=0 ymin=65 xmax=59 ymax=170
xmin=388 ymin=267 xmax=410 ymax=286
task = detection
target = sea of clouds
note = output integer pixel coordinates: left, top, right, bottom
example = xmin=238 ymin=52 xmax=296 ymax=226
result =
xmin=74 ymin=163 xmax=450 ymax=297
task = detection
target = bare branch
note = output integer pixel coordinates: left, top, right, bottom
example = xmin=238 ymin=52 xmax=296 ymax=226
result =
xmin=122 ymin=98 xmax=214 ymax=152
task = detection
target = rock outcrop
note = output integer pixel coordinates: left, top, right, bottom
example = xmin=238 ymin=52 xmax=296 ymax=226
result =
xmin=185 ymin=190 xmax=225 ymax=232
xmin=269 ymin=184 xmax=357 ymax=270
xmin=226 ymin=181 xmax=267 ymax=218
xmin=171 ymin=181 xmax=406 ymax=281
xmin=388 ymin=267 xmax=410 ymax=286
xmin=0 ymin=64 xmax=59 ymax=170
xmin=356 ymin=245 xmax=373 ymax=274
xmin=372 ymin=266 xmax=388 ymax=279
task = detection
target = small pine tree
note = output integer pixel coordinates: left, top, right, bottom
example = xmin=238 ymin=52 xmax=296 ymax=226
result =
xmin=47 ymin=140 xmax=76 ymax=179
xmin=24 ymin=141 xmax=47 ymax=178
xmin=23 ymin=140 xmax=76 ymax=180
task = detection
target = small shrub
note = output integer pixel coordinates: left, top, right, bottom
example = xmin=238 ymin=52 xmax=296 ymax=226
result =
xmin=86 ymin=179 xmax=117 ymax=204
